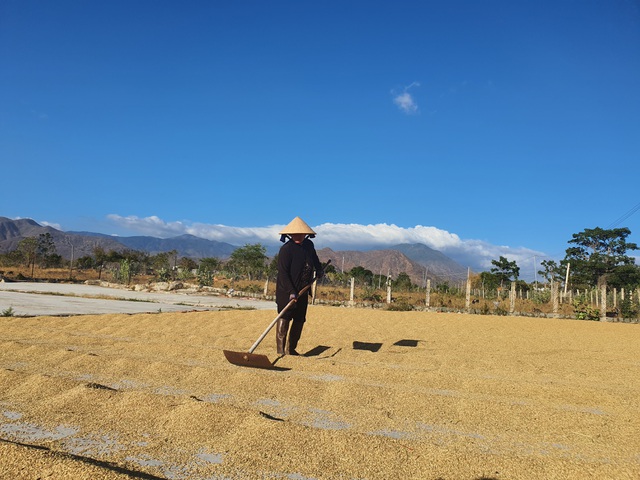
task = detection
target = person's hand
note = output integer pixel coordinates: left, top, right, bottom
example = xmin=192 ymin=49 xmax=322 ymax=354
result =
xmin=289 ymin=293 xmax=297 ymax=302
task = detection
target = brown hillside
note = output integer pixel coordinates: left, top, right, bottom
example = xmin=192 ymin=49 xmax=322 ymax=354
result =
xmin=0 ymin=217 xmax=127 ymax=259
xmin=318 ymin=247 xmax=446 ymax=285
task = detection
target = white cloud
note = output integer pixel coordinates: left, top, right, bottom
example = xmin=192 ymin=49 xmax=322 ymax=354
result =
xmin=107 ymin=214 xmax=282 ymax=245
xmin=106 ymin=214 xmax=546 ymax=277
xmin=392 ymin=82 xmax=420 ymax=114
xmin=12 ymin=216 xmax=61 ymax=231
xmin=39 ymin=220 xmax=62 ymax=230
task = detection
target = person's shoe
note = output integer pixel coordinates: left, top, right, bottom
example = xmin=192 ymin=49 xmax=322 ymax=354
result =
xmin=288 ymin=349 xmax=300 ymax=356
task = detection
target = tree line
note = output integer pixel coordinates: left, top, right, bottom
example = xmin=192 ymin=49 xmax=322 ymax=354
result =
xmin=479 ymin=227 xmax=639 ymax=292
xmin=2 ymin=226 xmax=638 ymax=305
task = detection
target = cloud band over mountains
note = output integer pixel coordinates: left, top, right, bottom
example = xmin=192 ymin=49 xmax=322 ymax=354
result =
xmin=106 ymin=214 xmax=546 ymax=278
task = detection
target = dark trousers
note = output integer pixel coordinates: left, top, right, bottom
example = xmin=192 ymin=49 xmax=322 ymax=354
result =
xmin=276 ymin=293 xmax=308 ymax=354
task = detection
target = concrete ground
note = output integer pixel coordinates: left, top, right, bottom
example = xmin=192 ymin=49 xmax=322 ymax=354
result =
xmin=0 ymin=281 xmax=274 ymax=316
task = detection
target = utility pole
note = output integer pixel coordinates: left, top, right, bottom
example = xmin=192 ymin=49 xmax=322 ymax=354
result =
xmin=68 ymin=243 xmax=74 ymax=280
xmin=564 ymin=263 xmax=571 ymax=297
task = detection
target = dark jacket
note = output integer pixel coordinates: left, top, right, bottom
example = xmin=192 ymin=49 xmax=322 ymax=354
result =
xmin=276 ymin=238 xmax=322 ymax=308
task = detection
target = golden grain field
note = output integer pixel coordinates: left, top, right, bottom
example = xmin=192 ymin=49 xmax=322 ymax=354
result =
xmin=1 ymin=307 xmax=639 ymax=479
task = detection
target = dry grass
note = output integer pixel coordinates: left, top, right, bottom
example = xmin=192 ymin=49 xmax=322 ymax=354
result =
xmin=0 ymin=266 xmax=583 ymax=317
xmin=1 ymin=307 xmax=639 ymax=479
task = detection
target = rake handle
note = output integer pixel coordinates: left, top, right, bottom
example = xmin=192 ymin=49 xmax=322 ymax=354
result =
xmin=248 ymin=260 xmax=330 ymax=354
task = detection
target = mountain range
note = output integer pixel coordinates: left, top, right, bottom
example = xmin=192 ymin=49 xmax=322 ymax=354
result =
xmin=0 ymin=216 xmax=469 ymax=284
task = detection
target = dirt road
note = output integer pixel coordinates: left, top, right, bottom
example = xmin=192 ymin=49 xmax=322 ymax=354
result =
xmin=0 ymin=281 xmax=273 ymax=316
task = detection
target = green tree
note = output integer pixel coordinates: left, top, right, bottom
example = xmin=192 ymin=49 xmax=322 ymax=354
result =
xmin=93 ymin=246 xmax=109 ymax=279
xmin=267 ymin=255 xmax=279 ymax=280
xmin=75 ymin=255 xmax=96 ymax=270
xmin=227 ymin=244 xmax=268 ymax=280
xmin=37 ymin=233 xmax=59 ymax=267
xmin=197 ymin=258 xmax=219 ymax=287
xmin=106 ymin=250 xmax=145 ymax=283
xmin=200 ymin=257 xmax=221 ymax=273
xmin=393 ymin=272 xmax=414 ymax=291
xmin=490 ymin=256 xmax=520 ymax=286
xmin=17 ymin=237 xmax=38 ymax=276
xmin=477 ymin=271 xmax=501 ymax=297
xmin=563 ymin=227 xmax=638 ymax=288
xmin=348 ymin=266 xmax=374 ymax=286
xmin=150 ymin=252 xmax=171 ymax=273
xmin=105 ymin=249 xmax=125 ymax=263
xmin=0 ymin=250 xmax=24 ymax=267
xmin=608 ymin=264 xmax=640 ymax=290
xmin=538 ymin=259 xmax=563 ymax=285
xmin=178 ymin=257 xmax=198 ymax=271
xmin=178 ymin=257 xmax=198 ymax=279
xmin=115 ymin=258 xmax=133 ymax=284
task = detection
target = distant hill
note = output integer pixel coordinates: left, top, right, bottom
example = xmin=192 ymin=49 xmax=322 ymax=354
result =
xmin=391 ymin=243 xmax=468 ymax=282
xmin=317 ymin=245 xmax=467 ymax=285
xmin=104 ymin=233 xmax=237 ymax=259
xmin=0 ymin=217 xmax=237 ymax=260
xmin=1 ymin=217 xmax=469 ymax=283
xmin=0 ymin=217 xmax=127 ymax=259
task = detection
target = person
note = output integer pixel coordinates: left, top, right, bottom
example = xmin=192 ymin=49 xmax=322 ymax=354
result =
xmin=275 ymin=216 xmax=323 ymax=355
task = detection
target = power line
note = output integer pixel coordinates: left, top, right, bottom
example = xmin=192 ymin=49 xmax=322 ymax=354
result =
xmin=607 ymin=201 xmax=640 ymax=229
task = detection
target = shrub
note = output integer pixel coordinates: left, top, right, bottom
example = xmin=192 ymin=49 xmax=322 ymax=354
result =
xmin=156 ymin=267 xmax=171 ymax=282
xmin=386 ymin=302 xmax=413 ymax=311
xmin=243 ymin=284 xmax=262 ymax=294
xmin=494 ymin=305 xmax=508 ymax=316
xmin=619 ymin=297 xmax=638 ymax=319
xmin=362 ymin=286 xmax=382 ymax=302
xmin=531 ymin=290 xmax=551 ymax=304
xmin=573 ymin=298 xmax=600 ymax=321
xmin=197 ymin=268 xmax=214 ymax=287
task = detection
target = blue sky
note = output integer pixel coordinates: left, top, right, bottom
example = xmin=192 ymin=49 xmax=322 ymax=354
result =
xmin=2 ymin=0 xmax=639 ymax=280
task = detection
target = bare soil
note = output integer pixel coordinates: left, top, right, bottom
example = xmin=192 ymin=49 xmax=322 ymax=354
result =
xmin=1 ymin=307 xmax=638 ymax=479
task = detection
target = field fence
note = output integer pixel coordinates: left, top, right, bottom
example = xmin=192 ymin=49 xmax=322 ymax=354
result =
xmin=226 ymin=276 xmax=639 ymax=323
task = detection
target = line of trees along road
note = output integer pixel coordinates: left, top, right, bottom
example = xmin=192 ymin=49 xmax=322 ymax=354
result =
xmin=1 ymin=227 xmax=638 ymax=319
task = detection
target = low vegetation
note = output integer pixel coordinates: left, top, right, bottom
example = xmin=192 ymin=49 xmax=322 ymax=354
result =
xmin=1 ymin=228 xmax=639 ymax=321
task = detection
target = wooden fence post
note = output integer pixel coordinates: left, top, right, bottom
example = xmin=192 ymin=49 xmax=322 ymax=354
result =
xmin=386 ymin=276 xmax=392 ymax=304
xmin=510 ymin=281 xmax=516 ymax=314
xmin=551 ymin=281 xmax=559 ymax=316
xmin=311 ymin=279 xmax=317 ymax=304
xmin=425 ymin=279 xmax=431 ymax=308
xmin=600 ymin=282 xmax=607 ymax=321
xmin=465 ymin=267 xmax=471 ymax=311
xmin=349 ymin=277 xmax=355 ymax=307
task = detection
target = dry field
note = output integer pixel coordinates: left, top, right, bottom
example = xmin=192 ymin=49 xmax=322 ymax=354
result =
xmin=1 ymin=307 xmax=639 ymax=480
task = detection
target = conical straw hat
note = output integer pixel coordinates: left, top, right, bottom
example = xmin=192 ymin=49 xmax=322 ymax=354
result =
xmin=279 ymin=216 xmax=316 ymax=235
